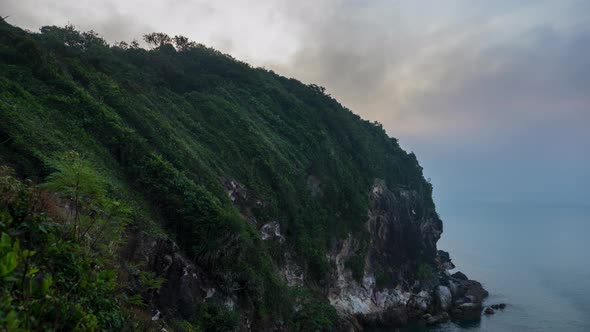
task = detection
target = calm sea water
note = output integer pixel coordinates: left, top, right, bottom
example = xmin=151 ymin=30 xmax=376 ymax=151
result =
xmin=396 ymin=201 xmax=590 ymax=332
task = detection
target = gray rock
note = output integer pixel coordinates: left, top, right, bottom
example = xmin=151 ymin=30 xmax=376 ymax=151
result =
xmin=436 ymin=285 xmax=452 ymax=311
xmin=452 ymin=302 xmax=483 ymax=320
xmin=448 ymin=280 xmax=459 ymax=297
xmin=464 ymin=280 xmax=489 ymax=303
xmin=437 ymin=250 xmax=456 ymax=270
xmin=491 ymin=303 xmax=506 ymax=310
xmin=411 ymin=290 xmax=432 ymax=312
xmin=426 ymin=312 xmax=450 ymax=326
xmin=484 ymin=307 xmax=495 ymax=315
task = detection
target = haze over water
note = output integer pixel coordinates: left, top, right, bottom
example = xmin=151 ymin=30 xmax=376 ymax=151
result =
xmin=410 ymin=200 xmax=590 ymax=332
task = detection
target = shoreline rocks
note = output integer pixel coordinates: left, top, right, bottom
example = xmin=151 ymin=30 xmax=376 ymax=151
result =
xmin=484 ymin=307 xmax=495 ymax=315
xmin=491 ymin=303 xmax=507 ymax=310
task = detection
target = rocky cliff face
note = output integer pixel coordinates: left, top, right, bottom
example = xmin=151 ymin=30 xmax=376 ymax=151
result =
xmin=128 ymin=178 xmax=488 ymax=330
xmin=324 ymin=179 xmax=488 ymax=328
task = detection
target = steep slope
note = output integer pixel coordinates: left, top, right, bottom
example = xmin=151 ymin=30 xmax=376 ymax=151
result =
xmin=0 ymin=20 xmax=486 ymax=331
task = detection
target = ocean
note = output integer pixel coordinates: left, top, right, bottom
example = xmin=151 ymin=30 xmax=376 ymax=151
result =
xmin=401 ymin=201 xmax=590 ymax=332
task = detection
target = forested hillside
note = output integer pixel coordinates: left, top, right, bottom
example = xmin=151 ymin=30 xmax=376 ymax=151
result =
xmin=0 ymin=19 xmax=442 ymax=331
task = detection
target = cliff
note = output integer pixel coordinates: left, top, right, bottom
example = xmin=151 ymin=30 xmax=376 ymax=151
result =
xmin=0 ymin=20 xmax=487 ymax=331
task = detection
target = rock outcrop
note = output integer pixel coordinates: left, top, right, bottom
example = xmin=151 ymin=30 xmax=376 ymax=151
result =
xmin=323 ymin=179 xmax=489 ymax=329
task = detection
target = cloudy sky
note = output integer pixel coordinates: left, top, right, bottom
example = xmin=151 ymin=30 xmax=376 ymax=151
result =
xmin=4 ymin=0 xmax=589 ymax=206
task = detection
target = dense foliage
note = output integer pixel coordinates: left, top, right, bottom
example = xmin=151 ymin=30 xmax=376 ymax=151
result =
xmin=0 ymin=19 xmax=435 ymax=330
xmin=0 ymin=166 xmax=127 ymax=330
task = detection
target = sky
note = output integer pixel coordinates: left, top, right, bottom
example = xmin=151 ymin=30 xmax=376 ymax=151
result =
xmin=3 ymin=0 xmax=589 ymax=206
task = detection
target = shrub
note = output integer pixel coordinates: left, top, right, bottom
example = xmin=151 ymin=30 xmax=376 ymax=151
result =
xmin=0 ymin=168 xmax=126 ymax=331
xmin=417 ymin=263 xmax=435 ymax=281
xmin=194 ymin=300 xmax=240 ymax=332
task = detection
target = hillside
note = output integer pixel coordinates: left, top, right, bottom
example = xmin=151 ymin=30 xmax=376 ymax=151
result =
xmin=0 ymin=20 xmax=486 ymax=331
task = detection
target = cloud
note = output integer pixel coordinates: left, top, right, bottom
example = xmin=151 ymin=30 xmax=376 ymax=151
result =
xmin=272 ymin=0 xmax=590 ymax=142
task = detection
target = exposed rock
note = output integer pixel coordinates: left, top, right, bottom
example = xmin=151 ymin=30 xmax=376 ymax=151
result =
xmin=436 ymin=285 xmax=452 ymax=311
xmin=437 ymin=250 xmax=456 ymax=271
xmin=464 ymin=280 xmax=489 ymax=303
xmin=484 ymin=307 xmax=495 ymax=315
xmin=447 ymin=279 xmax=459 ymax=297
xmin=366 ymin=180 xmax=442 ymax=278
xmin=151 ymin=309 xmax=161 ymax=321
xmin=426 ymin=312 xmax=450 ymax=325
xmin=491 ymin=303 xmax=506 ymax=310
xmin=324 ymin=179 xmax=487 ymax=328
xmin=260 ymin=221 xmax=285 ymax=242
xmin=409 ymin=290 xmax=432 ymax=312
xmin=449 ymin=277 xmax=488 ymax=304
xmin=122 ymin=177 xmax=490 ymax=330
xmin=452 ymin=302 xmax=483 ymax=320
xmin=452 ymin=271 xmax=469 ymax=280
xmin=124 ymin=229 xmax=231 ymax=319
xmin=220 ymin=177 xmax=263 ymax=223
xmin=382 ymin=306 xmax=409 ymax=326
xmin=279 ymin=253 xmax=304 ymax=286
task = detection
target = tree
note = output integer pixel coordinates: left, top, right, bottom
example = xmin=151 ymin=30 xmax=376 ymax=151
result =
xmin=143 ymin=32 xmax=172 ymax=48
xmin=114 ymin=41 xmax=129 ymax=50
xmin=43 ymin=151 xmax=105 ymax=241
xmin=173 ymin=35 xmax=196 ymax=51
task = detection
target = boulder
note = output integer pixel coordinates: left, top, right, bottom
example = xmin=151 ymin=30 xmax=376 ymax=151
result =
xmin=452 ymin=302 xmax=483 ymax=320
xmin=410 ymin=290 xmax=432 ymax=312
xmin=451 ymin=271 xmax=469 ymax=280
xmin=464 ymin=280 xmax=489 ymax=303
xmin=437 ymin=250 xmax=456 ymax=270
xmin=382 ymin=306 xmax=409 ymax=326
xmin=447 ymin=280 xmax=459 ymax=297
xmin=426 ymin=312 xmax=450 ymax=325
xmin=436 ymin=286 xmax=452 ymax=311
xmin=484 ymin=307 xmax=495 ymax=315
xmin=491 ymin=303 xmax=506 ymax=310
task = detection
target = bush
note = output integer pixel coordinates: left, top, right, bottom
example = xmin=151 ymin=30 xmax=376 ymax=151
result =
xmin=345 ymin=254 xmax=365 ymax=283
xmin=417 ymin=263 xmax=435 ymax=281
xmin=289 ymin=287 xmax=339 ymax=332
xmin=0 ymin=168 xmax=126 ymax=331
xmin=194 ymin=301 xmax=240 ymax=332
xmin=375 ymin=270 xmax=392 ymax=289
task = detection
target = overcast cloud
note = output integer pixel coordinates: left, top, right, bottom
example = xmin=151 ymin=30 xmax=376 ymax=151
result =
xmin=3 ymin=0 xmax=589 ymax=205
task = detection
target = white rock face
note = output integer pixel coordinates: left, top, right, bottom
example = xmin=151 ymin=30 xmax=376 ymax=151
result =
xmin=448 ymin=280 xmax=459 ymax=297
xmin=205 ymin=288 xmax=216 ymax=298
xmin=326 ymin=234 xmax=413 ymax=316
xmin=436 ymin=286 xmax=452 ymax=311
xmin=414 ymin=290 xmax=433 ymax=311
xmin=323 ymin=179 xmax=448 ymax=322
xmin=279 ymin=253 xmax=304 ymax=286
xmin=260 ymin=221 xmax=285 ymax=242
xmin=329 ymin=285 xmax=410 ymax=316
xmin=151 ymin=309 xmax=161 ymax=321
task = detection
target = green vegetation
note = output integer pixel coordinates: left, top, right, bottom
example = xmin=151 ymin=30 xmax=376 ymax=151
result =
xmin=0 ymin=19 xmax=436 ymax=330
xmin=417 ymin=263 xmax=435 ymax=281
xmin=0 ymin=166 xmax=127 ymax=330
xmin=375 ymin=270 xmax=392 ymax=290
xmin=289 ymin=287 xmax=338 ymax=332
xmin=194 ymin=300 xmax=240 ymax=332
